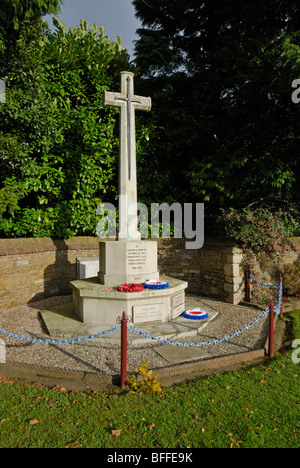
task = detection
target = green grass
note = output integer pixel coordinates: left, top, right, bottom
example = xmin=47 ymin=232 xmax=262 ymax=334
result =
xmin=291 ymin=310 xmax=300 ymax=340
xmin=0 ymin=315 xmax=299 ymax=448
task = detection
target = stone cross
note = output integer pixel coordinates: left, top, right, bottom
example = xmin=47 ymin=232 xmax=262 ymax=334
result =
xmin=103 ymin=71 xmax=151 ymax=241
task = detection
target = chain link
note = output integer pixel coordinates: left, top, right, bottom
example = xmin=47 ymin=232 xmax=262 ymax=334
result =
xmin=128 ymin=308 xmax=270 ymax=347
xmin=250 ymin=274 xmax=279 ymax=288
xmin=0 ymin=325 xmax=121 ymax=346
xmin=0 ymin=275 xmax=282 ymax=347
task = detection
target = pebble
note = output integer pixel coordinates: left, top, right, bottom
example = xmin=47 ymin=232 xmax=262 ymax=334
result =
xmin=0 ymin=295 xmax=269 ymax=376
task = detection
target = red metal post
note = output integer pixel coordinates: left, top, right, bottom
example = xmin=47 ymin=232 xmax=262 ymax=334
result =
xmin=268 ymin=298 xmax=275 ymax=358
xmin=120 ymin=312 xmax=128 ymax=389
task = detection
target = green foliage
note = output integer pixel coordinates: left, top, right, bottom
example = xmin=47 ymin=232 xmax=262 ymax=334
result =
xmin=283 ymin=262 xmax=300 ymax=298
xmin=0 ymin=18 xmax=131 ymax=238
xmin=126 ymin=361 xmax=163 ymax=394
xmin=0 ymin=177 xmax=28 ymax=216
xmin=0 ymin=0 xmax=63 ymax=71
xmin=218 ymin=206 xmax=293 ymax=265
xmin=291 ymin=310 xmax=300 ymax=340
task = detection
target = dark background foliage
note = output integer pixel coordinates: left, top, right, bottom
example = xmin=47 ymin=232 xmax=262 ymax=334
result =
xmin=133 ymin=0 xmax=300 ymax=217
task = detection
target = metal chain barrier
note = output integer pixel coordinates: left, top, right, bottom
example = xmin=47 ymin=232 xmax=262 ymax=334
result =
xmin=128 ymin=308 xmax=269 ymax=347
xmin=0 ymin=277 xmax=281 ymax=390
xmin=250 ymin=274 xmax=279 ymax=288
xmin=0 ymin=274 xmax=282 ymax=349
xmin=128 ymin=275 xmax=283 ymax=347
xmin=274 ymin=279 xmax=283 ymax=315
xmin=0 ymin=269 xmax=283 ymax=393
xmin=0 ymin=325 xmax=121 ymax=346
xmin=250 ymin=273 xmax=282 ymax=315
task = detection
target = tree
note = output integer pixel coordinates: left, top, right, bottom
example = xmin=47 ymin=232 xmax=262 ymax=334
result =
xmin=0 ymin=19 xmax=131 ymax=238
xmin=0 ymin=0 xmax=64 ymax=73
xmin=133 ymin=0 xmax=300 ymax=217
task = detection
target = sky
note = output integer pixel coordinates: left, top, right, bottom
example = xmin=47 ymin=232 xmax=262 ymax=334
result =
xmin=44 ymin=0 xmax=142 ymax=57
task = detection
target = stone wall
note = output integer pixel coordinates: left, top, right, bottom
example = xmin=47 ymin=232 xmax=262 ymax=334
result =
xmin=248 ymin=238 xmax=300 ymax=303
xmin=0 ymin=238 xmax=99 ymax=311
xmin=250 ymin=238 xmax=300 ymax=281
xmin=157 ymin=238 xmax=244 ymax=304
xmin=1 ymin=236 xmax=298 ymax=312
xmin=0 ymin=236 xmax=247 ymax=311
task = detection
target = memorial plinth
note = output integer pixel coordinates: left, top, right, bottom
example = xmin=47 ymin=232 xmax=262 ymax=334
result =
xmin=71 ymin=275 xmax=187 ymax=326
xmin=70 ymin=237 xmax=188 ymax=325
xmin=98 ymin=239 xmax=159 ymax=286
xmin=59 ymin=71 xmax=188 ymax=327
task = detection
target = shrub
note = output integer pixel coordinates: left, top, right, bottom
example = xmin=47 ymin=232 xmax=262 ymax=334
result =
xmin=219 ymin=206 xmax=292 ymax=267
xmin=126 ymin=361 xmax=163 ymax=395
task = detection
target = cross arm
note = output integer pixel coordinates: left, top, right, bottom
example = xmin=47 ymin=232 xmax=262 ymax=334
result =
xmin=103 ymin=90 xmax=123 ymax=108
xmin=103 ymin=90 xmax=151 ymax=113
xmin=134 ymin=95 xmax=152 ymax=112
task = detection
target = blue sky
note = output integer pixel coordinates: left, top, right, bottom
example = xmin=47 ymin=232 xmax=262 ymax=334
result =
xmin=44 ymin=0 xmax=142 ymax=57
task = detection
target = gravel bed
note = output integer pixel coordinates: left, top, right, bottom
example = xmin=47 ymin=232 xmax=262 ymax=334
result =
xmin=0 ymin=295 xmax=269 ymax=376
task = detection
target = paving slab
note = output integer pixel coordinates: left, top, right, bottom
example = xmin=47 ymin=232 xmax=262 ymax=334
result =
xmin=154 ymin=345 xmax=209 ymax=364
xmin=40 ymin=301 xmax=218 ymax=346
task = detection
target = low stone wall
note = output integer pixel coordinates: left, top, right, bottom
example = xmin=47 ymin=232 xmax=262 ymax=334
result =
xmin=0 ymin=238 xmax=99 ymax=311
xmin=157 ymin=238 xmax=243 ymax=304
xmin=250 ymin=238 xmax=300 ymax=281
xmin=1 ymin=235 xmax=298 ymax=312
xmin=0 ymin=236 xmax=246 ymax=311
xmin=247 ymin=238 xmax=300 ymax=303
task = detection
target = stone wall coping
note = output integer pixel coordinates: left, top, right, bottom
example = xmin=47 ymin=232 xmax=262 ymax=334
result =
xmin=0 ymin=237 xmax=99 ymax=256
xmin=0 ymin=236 xmax=299 ymax=257
xmin=0 ymin=236 xmax=234 ymax=256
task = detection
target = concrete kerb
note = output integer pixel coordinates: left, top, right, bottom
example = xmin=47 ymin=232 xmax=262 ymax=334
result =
xmin=283 ymin=300 xmax=300 ymax=313
xmin=0 ymin=362 xmax=115 ymax=392
xmin=0 ymin=349 xmax=267 ymax=392
xmin=0 ymin=314 xmax=286 ymax=392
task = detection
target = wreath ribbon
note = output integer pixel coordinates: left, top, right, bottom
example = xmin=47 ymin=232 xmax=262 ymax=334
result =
xmin=183 ymin=309 xmax=208 ymax=320
xmin=143 ymin=280 xmax=169 ymax=290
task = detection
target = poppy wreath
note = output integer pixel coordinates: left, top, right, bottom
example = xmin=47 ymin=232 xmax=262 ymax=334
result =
xmin=142 ymin=280 xmax=169 ymax=290
xmin=183 ymin=309 xmax=209 ymax=320
xmin=116 ymin=283 xmax=144 ymax=293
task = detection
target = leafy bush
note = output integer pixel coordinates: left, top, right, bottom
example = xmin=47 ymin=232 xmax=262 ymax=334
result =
xmin=0 ymin=19 xmax=131 ymax=239
xmin=126 ymin=361 xmax=163 ymax=394
xmin=219 ymin=206 xmax=293 ymax=266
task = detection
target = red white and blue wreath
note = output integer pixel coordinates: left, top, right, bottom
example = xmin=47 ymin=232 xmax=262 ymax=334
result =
xmin=142 ymin=279 xmax=169 ymax=290
xmin=183 ymin=308 xmax=208 ymax=320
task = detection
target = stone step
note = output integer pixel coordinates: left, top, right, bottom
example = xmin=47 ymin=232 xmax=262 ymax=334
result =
xmin=40 ymin=301 xmax=218 ymax=346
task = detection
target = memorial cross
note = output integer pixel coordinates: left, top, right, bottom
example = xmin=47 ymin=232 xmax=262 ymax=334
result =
xmin=103 ymin=72 xmax=151 ymax=241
